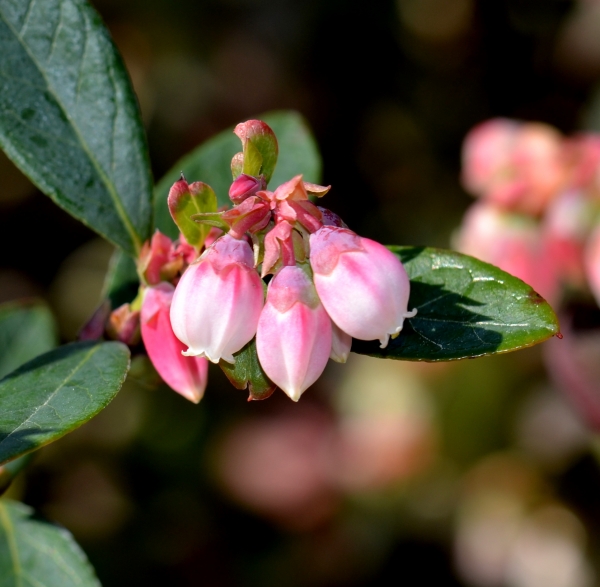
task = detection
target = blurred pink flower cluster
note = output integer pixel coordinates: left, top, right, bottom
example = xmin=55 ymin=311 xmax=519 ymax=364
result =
xmin=456 ymin=118 xmax=600 ymax=305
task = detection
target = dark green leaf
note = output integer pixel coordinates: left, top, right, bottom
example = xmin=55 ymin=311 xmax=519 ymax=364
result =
xmin=0 ymin=499 xmax=101 ymax=587
xmin=154 ymin=110 xmax=322 ymax=238
xmin=0 ymin=0 xmax=153 ymax=255
xmin=102 ymin=249 xmax=139 ymax=308
xmin=0 ymin=300 xmax=57 ymax=380
xmin=220 ymin=339 xmax=276 ymax=401
xmin=0 ymin=341 xmax=130 ymax=465
xmin=352 ymin=247 xmax=560 ymax=361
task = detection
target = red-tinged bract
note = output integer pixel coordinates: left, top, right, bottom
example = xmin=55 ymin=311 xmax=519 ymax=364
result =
xmin=170 ymin=234 xmax=264 ymax=363
xmin=256 ymin=266 xmax=332 ymax=401
xmin=141 ymin=283 xmax=208 ymax=404
xmin=310 ymin=226 xmax=416 ymax=349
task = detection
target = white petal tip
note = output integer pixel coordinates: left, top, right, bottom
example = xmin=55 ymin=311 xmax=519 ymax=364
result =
xmin=179 ymin=389 xmax=204 ymax=404
xmin=379 ymin=335 xmax=390 ymax=349
xmin=405 ymin=308 xmax=418 ymax=318
xmin=330 ymin=353 xmax=349 ymax=363
xmin=284 ymin=388 xmax=303 ymax=402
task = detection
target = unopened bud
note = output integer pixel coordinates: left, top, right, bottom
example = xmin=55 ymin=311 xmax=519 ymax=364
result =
xmin=229 ymin=174 xmax=266 ymax=204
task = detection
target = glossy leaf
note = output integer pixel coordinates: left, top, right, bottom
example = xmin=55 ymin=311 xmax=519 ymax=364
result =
xmin=154 ymin=110 xmax=322 ymax=238
xmin=0 ymin=499 xmax=101 ymax=587
xmin=0 ymin=0 xmax=153 ymax=255
xmin=220 ymin=339 xmax=276 ymax=401
xmin=0 ymin=341 xmax=130 ymax=465
xmin=352 ymin=247 xmax=560 ymax=361
xmin=0 ymin=300 xmax=57 ymax=380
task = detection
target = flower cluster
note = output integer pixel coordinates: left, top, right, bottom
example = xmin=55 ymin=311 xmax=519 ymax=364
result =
xmin=103 ymin=120 xmax=415 ymax=403
xmin=456 ymin=118 xmax=600 ymax=306
xmin=170 ymin=171 xmax=416 ymax=401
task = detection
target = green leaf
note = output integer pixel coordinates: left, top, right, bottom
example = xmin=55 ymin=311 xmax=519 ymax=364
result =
xmin=0 ymin=454 xmax=34 ymax=495
xmin=154 ymin=110 xmax=322 ymax=238
xmin=219 ymin=339 xmax=276 ymax=401
xmin=102 ymin=249 xmax=139 ymax=308
xmin=0 ymin=499 xmax=101 ymax=587
xmin=0 ymin=0 xmax=153 ymax=256
xmin=0 ymin=300 xmax=58 ymax=380
xmin=0 ymin=341 xmax=130 ymax=465
xmin=351 ymin=247 xmax=560 ymax=361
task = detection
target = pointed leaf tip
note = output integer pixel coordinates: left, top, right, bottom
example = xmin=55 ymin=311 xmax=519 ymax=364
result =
xmin=352 ymin=246 xmax=560 ymax=361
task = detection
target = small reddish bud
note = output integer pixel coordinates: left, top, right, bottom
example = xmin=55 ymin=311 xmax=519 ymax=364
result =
xmin=107 ymin=303 xmax=141 ymax=346
xmin=138 ymin=231 xmax=183 ymax=285
xmin=221 ymin=196 xmax=271 ymax=239
xmin=229 ymin=174 xmax=266 ymax=204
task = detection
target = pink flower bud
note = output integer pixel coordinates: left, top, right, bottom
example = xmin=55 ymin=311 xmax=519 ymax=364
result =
xmin=141 ymin=283 xmax=208 ymax=404
xmin=170 ymin=234 xmax=264 ymax=363
xmin=256 ymin=266 xmax=332 ymax=401
xmin=229 ymin=174 xmax=266 ymax=204
xmin=107 ymin=303 xmax=141 ymax=346
xmin=138 ymin=230 xmax=185 ymax=285
xmin=309 ymin=226 xmax=416 ymax=348
xmin=318 ymin=207 xmax=348 ymax=228
xmin=221 ymin=196 xmax=271 ymax=238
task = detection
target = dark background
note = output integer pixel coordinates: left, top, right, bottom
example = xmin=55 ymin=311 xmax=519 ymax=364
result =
xmin=2 ymin=0 xmax=600 ymax=585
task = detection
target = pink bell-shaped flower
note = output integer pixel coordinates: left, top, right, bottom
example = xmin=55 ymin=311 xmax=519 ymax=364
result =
xmin=256 ymin=266 xmax=332 ymax=401
xmin=141 ymin=283 xmax=208 ymax=404
xmin=170 ymin=233 xmax=264 ymax=363
xmin=309 ymin=226 xmax=416 ymax=348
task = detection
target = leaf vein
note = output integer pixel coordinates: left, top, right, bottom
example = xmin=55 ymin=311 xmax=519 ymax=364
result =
xmin=18 ymin=0 xmax=35 ymax=35
xmin=0 ymin=2 xmax=144 ymax=254
xmin=21 ymin=532 xmax=84 ymax=584
xmin=0 ymin=345 xmax=99 ymax=452
xmin=46 ymin=3 xmax=64 ymax=63
xmin=416 ymin=292 xmax=452 ymax=310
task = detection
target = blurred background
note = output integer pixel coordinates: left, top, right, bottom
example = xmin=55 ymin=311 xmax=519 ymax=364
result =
xmin=3 ymin=0 xmax=600 ymax=585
